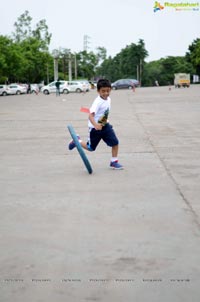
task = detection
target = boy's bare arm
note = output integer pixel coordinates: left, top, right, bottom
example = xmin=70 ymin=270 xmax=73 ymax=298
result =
xmin=89 ymin=113 xmax=102 ymax=130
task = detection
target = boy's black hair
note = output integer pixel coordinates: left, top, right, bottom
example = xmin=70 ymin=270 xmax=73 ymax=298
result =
xmin=97 ymin=79 xmax=111 ymax=90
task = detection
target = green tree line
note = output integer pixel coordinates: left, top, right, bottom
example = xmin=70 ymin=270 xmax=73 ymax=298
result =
xmin=0 ymin=11 xmax=199 ymax=86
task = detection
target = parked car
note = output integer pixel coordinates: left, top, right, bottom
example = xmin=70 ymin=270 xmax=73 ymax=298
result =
xmin=78 ymin=80 xmax=90 ymax=92
xmin=41 ymin=81 xmax=69 ymax=94
xmin=128 ymin=79 xmax=140 ymax=87
xmin=64 ymin=81 xmax=87 ymax=93
xmin=0 ymin=84 xmax=9 ymax=96
xmin=7 ymin=84 xmax=27 ymax=95
xmin=111 ymin=79 xmax=135 ymax=90
xmin=26 ymin=84 xmax=39 ymax=94
xmin=31 ymin=84 xmax=39 ymax=94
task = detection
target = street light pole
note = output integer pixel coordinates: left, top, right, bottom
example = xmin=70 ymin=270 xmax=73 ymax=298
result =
xmin=74 ymin=53 xmax=77 ymax=80
xmin=140 ymin=59 xmax=142 ymax=86
xmin=137 ymin=65 xmax=139 ymax=82
xmin=52 ymin=49 xmax=60 ymax=81
xmin=68 ymin=51 xmax=72 ymax=81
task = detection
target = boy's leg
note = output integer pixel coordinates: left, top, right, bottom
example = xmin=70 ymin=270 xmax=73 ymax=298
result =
xmin=102 ymin=124 xmax=123 ymax=169
xmin=80 ymin=141 xmax=90 ymax=150
xmin=110 ymin=144 xmax=123 ymax=169
xmin=81 ymin=128 xmax=102 ymax=151
xmin=112 ymin=144 xmax=119 ymax=157
xmin=69 ymin=128 xmax=101 ymax=152
xmin=68 ymin=134 xmax=81 ymax=150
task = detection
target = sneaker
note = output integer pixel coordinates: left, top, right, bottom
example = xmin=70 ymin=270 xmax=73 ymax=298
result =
xmin=68 ymin=135 xmax=80 ymax=150
xmin=110 ymin=160 xmax=123 ymax=170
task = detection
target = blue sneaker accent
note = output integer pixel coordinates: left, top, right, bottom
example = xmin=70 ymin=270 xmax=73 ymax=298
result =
xmin=110 ymin=160 xmax=123 ymax=170
xmin=68 ymin=135 xmax=80 ymax=150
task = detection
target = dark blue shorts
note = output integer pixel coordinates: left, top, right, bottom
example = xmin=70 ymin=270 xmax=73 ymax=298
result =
xmin=87 ymin=123 xmax=119 ymax=151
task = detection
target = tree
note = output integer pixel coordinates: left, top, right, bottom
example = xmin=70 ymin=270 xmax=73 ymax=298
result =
xmin=186 ymin=38 xmax=200 ymax=76
xmin=8 ymin=10 xmax=52 ymax=83
xmin=0 ymin=35 xmax=27 ymax=83
xmin=76 ymin=51 xmax=98 ymax=79
xmin=96 ymin=39 xmax=148 ymax=83
xmin=19 ymin=37 xmax=52 ymax=82
xmin=143 ymin=56 xmax=194 ymax=86
xmin=96 ymin=47 xmax=107 ymax=64
xmin=6 ymin=43 xmax=27 ymax=82
xmin=142 ymin=60 xmax=163 ymax=86
xmin=13 ymin=10 xmax=32 ymax=43
xmin=32 ymin=19 xmax=52 ymax=51
xmin=0 ymin=36 xmax=11 ymax=82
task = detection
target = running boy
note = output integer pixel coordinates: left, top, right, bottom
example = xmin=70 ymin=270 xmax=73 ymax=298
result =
xmin=68 ymin=79 xmax=123 ymax=170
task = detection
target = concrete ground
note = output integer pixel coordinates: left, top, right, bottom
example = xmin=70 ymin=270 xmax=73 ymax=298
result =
xmin=0 ymin=85 xmax=200 ymax=301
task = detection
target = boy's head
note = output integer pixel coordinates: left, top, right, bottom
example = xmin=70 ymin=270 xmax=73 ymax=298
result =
xmin=97 ymin=79 xmax=111 ymax=90
xmin=97 ymin=79 xmax=111 ymax=100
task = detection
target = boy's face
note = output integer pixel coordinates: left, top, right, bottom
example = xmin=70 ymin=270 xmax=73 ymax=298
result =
xmin=98 ymin=87 xmax=111 ymax=100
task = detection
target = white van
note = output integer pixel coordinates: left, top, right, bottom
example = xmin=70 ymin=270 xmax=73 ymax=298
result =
xmin=64 ymin=81 xmax=87 ymax=93
xmin=41 ymin=81 xmax=69 ymax=94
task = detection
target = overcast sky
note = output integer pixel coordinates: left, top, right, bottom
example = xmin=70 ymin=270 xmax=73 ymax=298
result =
xmin=0 ymin=0 xmax=199 ymax=61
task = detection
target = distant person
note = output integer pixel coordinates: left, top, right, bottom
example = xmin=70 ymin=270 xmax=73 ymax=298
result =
xmin=68 ymin=79 xmax=123 ymax=170
xmin=27 ymin=83 xmax=31 ymax=94
xmin=55 ymin=79 xmax=61 ymax=96
xmin=155 ymin=80 xmax=159 ymax=87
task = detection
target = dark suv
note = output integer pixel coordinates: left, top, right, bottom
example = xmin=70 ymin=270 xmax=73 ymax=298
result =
xmin=111 ymin=79 xmax=135 ymax=90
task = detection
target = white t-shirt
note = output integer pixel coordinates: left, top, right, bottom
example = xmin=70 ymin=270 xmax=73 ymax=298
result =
xmin=88 ymin=95 xmax=111 ymax=128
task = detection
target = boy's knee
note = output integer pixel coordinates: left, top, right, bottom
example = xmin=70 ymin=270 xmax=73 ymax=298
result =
xmin=109 ymin=138 xmax=119 ymax=147
xmin=87 ymin=143 xmax=95 ymax=151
